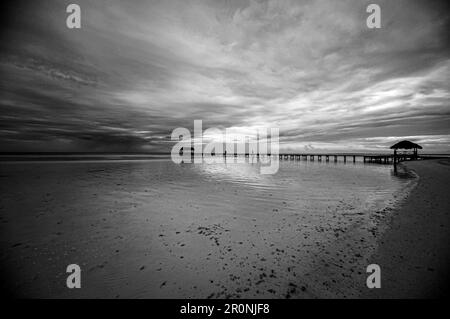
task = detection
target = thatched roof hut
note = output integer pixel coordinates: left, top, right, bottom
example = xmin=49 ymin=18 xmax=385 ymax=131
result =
xmin=390 ymin=140 xmax=422 ymax=150
xmin=390 ymin=140 xmax=422 ymax=161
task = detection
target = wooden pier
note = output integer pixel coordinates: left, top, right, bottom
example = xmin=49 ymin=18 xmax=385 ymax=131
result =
xmin=275 ymin=153 xmax=423 ymax=164
xmin=272 ymin=153 xmax=387 ymax=164
xmin=272 ymin=153 xmax=422 ymax=164
xmin=222 ymin=153 xmax=420 ymax=165
xmin=186 ymin=149 xmax=425 ymax=165
xmin=362 ymin=154 xmax=394 ymax=164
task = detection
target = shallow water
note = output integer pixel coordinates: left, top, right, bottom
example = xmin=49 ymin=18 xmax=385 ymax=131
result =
xmin=0 ymin=158 xmax=416 ymax=298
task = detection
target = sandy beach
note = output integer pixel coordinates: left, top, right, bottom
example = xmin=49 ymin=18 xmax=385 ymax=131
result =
xmin=363 ymin=158 xmax=450 ymax=298
xmin=0 ymin=158 xmax=448 ymax=299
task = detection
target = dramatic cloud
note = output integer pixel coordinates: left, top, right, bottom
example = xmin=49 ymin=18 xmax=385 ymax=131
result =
xmin=0 ymin=0 xmax=449 ymax=153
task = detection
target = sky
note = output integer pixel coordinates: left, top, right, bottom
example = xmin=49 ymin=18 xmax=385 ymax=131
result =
xmin=0 ymin=0 xmax=449 ymax=153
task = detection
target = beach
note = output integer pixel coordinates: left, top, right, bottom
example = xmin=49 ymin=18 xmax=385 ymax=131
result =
xmin=363 ymin=158 xmax=450 ymax=298
xmin=0 ymin=158 xmax=447 ymax=298
xmin=1 ymin=0 xmax=449 ymax=305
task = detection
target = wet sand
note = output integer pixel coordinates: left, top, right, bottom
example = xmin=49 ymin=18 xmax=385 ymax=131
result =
xmin=363 ymin=159 xmax=450 ymax=298
xmin=0 ymin=159 xmax=442 ymax=298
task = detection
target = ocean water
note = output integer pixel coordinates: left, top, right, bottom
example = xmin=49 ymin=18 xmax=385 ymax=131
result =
xmin=0 ymin=158 xmax=417 ymax=298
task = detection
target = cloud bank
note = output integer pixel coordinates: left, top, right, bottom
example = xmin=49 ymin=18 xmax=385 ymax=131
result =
xmin=0 ymin=0 xmax=449 ymax=153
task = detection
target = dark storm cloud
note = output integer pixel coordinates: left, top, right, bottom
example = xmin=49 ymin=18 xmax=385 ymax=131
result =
xmin=0 ymin=0 xmax=449 ymax=153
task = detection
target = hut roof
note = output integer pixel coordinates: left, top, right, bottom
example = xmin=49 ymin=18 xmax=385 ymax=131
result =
xmin=390 ymin=140 xmax=422 ymax=150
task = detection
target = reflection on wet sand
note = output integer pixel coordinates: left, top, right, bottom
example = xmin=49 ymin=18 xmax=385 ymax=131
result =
xmin=0 ymin=159 xmax=415 ymax=298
